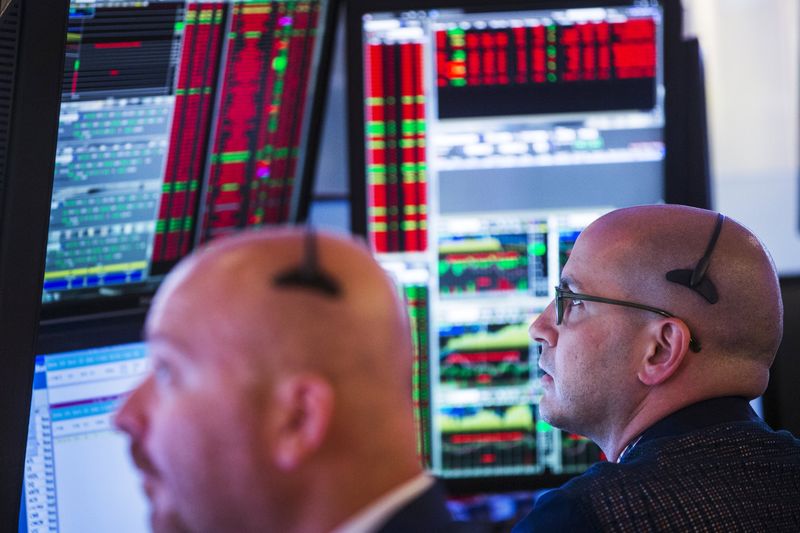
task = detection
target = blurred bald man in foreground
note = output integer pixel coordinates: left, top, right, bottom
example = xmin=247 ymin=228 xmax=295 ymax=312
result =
xmin=114 ymin=229 xmax=458 ymax=533
xmin=514 ymin=205 xmax=800 ymax=532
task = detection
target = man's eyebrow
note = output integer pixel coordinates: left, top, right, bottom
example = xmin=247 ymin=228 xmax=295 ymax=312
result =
xmin=144 ymin=334 xmax=190 ymax=361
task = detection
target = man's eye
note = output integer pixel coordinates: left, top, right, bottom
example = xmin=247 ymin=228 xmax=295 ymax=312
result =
xmin=153 ymin=362 xmax=174 ymax=386
xmin=568 ymin=298 xmax=584 ymax=307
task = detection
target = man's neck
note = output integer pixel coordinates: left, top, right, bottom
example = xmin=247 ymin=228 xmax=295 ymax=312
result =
xmin=598 ymin=394 xmax=697 ymax=462
xmin=599 ymin=394 xmax=756 ymax=462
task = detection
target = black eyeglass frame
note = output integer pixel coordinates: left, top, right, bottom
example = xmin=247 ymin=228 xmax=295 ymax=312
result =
xmin=554 ymin=286 xmax=701 ymax=352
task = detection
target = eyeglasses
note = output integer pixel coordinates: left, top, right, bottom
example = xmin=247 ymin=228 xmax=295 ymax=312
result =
xmin=554 ymin=286 xmax=701 ymax=352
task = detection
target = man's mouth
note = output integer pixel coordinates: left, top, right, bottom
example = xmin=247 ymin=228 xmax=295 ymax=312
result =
xmin=141 ymin=475 xmax=159 ymax=500
xmin=134 ymin=456 xmax=160 ymax=501
xmin=130 ymin=443 xmax=159 ymax=482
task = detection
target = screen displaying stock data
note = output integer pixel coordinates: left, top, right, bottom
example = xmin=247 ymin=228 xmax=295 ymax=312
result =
xmin=351 ymin=0 xmax=669 ymax=485
xmin=20 ymin=343 xmax=150 ymax=533
xmin=381 ymin=210 xmax=609 ymax=481
xmin=43 ymin=0 xmax=331 ymax=307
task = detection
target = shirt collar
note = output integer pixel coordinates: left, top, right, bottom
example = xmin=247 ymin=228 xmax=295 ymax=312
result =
xmin=618 ymin=396 xmax=760 ymax=462
xmin=330 ymin=473 xmax=434 ymax=533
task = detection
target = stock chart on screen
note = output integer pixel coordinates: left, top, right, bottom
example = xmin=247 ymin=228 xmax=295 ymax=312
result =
xmin=351 ymin=0 xmax=669 ymax=486
xmin=43 ymin=0 xmax=330 ymax=307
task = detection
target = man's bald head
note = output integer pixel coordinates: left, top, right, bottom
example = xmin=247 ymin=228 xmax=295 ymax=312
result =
xmin=118 ymin=228 xmax=423 ymax=532
xmin=148 ymin=228 xmax=414 ymax=396
xmin=576 ymin=205 xmax=782 ymax=366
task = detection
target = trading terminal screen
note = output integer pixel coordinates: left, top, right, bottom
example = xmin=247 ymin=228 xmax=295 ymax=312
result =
xmin=43 ymin=0 xmax=330 ymax=306
xmin=351 ymin=0 xmax=667 ymax=484
xmin=20 ymin=343 xmax=150 ymax=533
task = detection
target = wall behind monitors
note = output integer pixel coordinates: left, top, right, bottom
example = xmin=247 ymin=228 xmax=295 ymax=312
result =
xmin=347 ymin=0 xmax=683 ymax=491
xmin=42 ymin=0 xmax=336 ymax=315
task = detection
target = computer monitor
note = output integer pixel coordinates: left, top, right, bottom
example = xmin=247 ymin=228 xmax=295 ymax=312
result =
xmin=42 ymin=0 xmax=337 ymax=315
xmin=19 ymin=315 xmax=149 ymax=533
xmin=347 ymin=0 xmax=683 ymax=492
xmin=0 ymin=0 xmax=70 ymax=522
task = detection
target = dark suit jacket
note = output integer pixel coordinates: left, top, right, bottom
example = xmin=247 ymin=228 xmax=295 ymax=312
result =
xmin=377 ymin=481 xmax=459 ymax=533
xmin=374 ymin=479 xmax=493 ymax=533
xmin=513 ymin=397 xmax=800 ymax=532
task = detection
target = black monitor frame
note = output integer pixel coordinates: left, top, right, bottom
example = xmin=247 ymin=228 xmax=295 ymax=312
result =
xmin=0 ymin=0 xmax=70 ymax=524
xmin=35 ymin=309 xmax=147 ymax=357
xmin=664 ymin=34 xmax=712 ymax=208
xmin=289 ymin=0 xmax=342 ymax=224
xmin=39 ymin=0 xmax=340 ymax=321
xmin=763 ymin=276 xmax=800 ymax=436
xmin=345 ymin=0 xmax=693 ymax=495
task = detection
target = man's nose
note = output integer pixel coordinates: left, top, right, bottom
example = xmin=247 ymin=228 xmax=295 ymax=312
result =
xmin=530 ymin=300 xmax=557 ymax=346
xmin=113 ymin=375 xmax=152 ymax=438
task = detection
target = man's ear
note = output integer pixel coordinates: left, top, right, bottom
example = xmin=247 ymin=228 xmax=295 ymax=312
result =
xmin=637 ymin=319 xmax=691 ymax=386
xmin=269 ymin=374 xmax=334 ymax=471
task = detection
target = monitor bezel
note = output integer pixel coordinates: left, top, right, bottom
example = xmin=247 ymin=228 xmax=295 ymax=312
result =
xmin=289 ymin=0 xmax=342 ymax=224
xmin=1 ymin=0 xmax=70 ymax=524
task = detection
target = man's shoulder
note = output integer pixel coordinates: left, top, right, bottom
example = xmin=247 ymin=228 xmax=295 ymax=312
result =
xmin=377 ymin=481 xmax=462 ymax=533
xmin=511 ymin=460 xmax=627 ymax=533
xmin=599 ymin=419 xmax=800 ymax=492
xmin=632 ymin=419 xmax=800 ymax=466
xmin=588 ymin=421 xmax=800 ymax=530
xmin=512 ymin=422 xmax=800 ymax=532
xmin=510 ymin=467 xmax=609 ymax=533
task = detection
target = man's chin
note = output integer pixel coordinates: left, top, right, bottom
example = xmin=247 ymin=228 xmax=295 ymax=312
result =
xmin=145 ymin=487 xmax=192 ymax=533
xmin=538 ymin=403 xmax=587 ymax=440
xmin=150 ymin=507 xmax=193 ymax=533
xmin=537 ymin=397 xmax=564 ymax=429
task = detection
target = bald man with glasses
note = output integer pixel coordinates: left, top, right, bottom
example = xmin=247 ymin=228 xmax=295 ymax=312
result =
xmin=514 ymin=205 xmax=800 ymax=532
